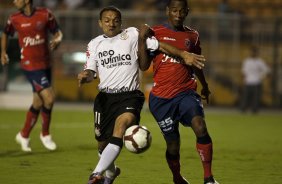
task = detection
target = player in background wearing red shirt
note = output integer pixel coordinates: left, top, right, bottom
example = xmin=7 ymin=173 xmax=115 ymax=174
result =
xmin=1 ymin=0 xmax=63 ymax=152
xmin=138 ymin=0 xmax=219 ymax=184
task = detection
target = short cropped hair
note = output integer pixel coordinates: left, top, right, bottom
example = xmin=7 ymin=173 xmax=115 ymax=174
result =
xmin=167 ymin=0 xmax=188 ymax=7
xmin=99 ymin=6 xmax=122 ymax=20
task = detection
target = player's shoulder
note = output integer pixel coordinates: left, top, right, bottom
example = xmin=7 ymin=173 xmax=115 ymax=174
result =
xmin=35 ymin=7 xmax=50 ymax=13
xmin=124 ymin=27 xmax=139 ymax=36
xmin=184 ymin=26 xmax=199 ymax=35
xmin=126 ymin=27 xmax=138 ymax=32
xmin=89 ymin=35 xmax=105 ymax=43
xmin=118 ymin=27 xmax=139 ymax=40
xmin=35 ymin=7 xmax=54 ymax=17
xmin=9 ymin=11 xmax=22 ymax=19
xmin=88 ymin=35 xmax=106 ymax=47
xmin=151 ymin=24 xmax=166 ymax=31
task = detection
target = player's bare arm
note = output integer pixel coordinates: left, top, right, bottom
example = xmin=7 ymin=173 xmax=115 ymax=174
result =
xmin=49 ymin=30 xmax=63 ymax=51
xmin=193 ymin=67 xmax=211 ymax=103
xmin=0 ymin=33 xmax=9 ymax=66
xmin=159 ymin=43 xmax=206 ymax=69
xmin=77 ymin=69 xmax=96 ymax=87
xmin=138 ymin=24 xmax=153 ymax=71
xmin=138 ymin=24 xmax=206 ymax=70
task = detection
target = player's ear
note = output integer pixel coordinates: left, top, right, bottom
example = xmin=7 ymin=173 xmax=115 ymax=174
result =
xmin=166 ymin=6 xmax=169 ymax=16
xmin=98 ymin=20 xmax=102 ymax=28
xmin=186 ymin=8 xmax=190 ymax=16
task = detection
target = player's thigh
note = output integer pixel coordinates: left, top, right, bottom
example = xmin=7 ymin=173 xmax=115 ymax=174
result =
xmin=149 ymin=93 xmax=180 ymax=141
xmin=23 ymin=68 xmax=52 ymax=93
xmin=93 ymin=92 xmax=114 ymax=141
xmin=32 ymin=92 xmax=43 ymax=109
xmin=191 ymin=116 xmax=207 ymax=137
xmin=94 ymin=91 xmax=144 ymax=141
xmin=39 ymin=87 xmax=55 ymax=106
xmin=179 ymin=91 xmax=204 ymax=126
xmin=113 ymin=112 xmax=136 ymax=138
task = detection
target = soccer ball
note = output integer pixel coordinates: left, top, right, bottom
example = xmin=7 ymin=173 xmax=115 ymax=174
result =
xmin=124 ymin=125 xmax=152 ymax=154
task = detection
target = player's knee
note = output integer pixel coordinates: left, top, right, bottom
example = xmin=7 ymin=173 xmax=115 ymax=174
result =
xmin=191 ymin=116 xmax=207 ymax=136
xmin=166 ymin=140 xmax=180 ymax=154
xmin=114 ymin=113 xmax=137 ymax=136
xmin=32 ymin=98 xmax=43 ymax=109
xmin=40 ymin=88 xmax=55 ymax=107
xmin=43 ymin=94 xmax=55 ymax=108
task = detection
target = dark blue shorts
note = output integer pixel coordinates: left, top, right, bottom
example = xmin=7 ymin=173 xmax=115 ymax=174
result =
xmin=23 ymin=68 xmax=52 ymax=92
xmin=149 ymin=90 xmax=204 ymax=141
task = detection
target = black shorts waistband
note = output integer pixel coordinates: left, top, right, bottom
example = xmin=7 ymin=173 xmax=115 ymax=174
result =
xmin=99 ymin=90 xmax=142 ymax=96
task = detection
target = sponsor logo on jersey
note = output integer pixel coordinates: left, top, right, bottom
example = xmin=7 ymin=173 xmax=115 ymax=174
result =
xmin=98 ymin=50 xmax=132 ymax=69
xmin=23 ymin=34 xmax=45 ymax=47
xmin=21 ymin=23 xmax=31 ymax=27
xmin=23 ymin=60 xmax=30 ymax=65
xmin=161 ymin=53 xmax=181 ymax=64
xmin=162 ymin=37 xmax=176 ymax=41
xmin=185 ymin=39 xmax=191 ymax=49
xmin=86 ymin=49 xmax=90 ymax=59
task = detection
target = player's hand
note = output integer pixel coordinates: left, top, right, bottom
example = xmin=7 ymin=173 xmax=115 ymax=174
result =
xmin=77 ymin=71 xmax=88 ymax=87
xmin=49 ymin=39 xmax=61 ymax=51
xmin=77 ymin=70 xmax=94 ymax=87
xmin=139 ymin=24 xmax=154 ymax=39
xmin=201 ymin=85 xmax=211 ymax=104
xmin=1 ymin=53 xmax=9 ymax=66
xmin=50 ymin=31 xmax=63 ymax=51
xmin=180 ymin=51 xmax=205 ymax=69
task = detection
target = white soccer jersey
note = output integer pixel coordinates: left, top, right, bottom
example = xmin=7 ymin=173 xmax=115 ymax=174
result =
xmin=85 ymin=27 xmax=159 ymax=93
xmin=242 ymin=57 xmax=270 ymax=85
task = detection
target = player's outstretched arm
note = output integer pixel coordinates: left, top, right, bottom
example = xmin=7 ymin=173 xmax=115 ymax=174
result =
xmin=50 ymin=30 xmax=63 ymax=51
xmin=1 ymin=33 xmax=9 ymax=66
xmin=138 ymin=24 xmax=153 ymax=71
xmin=77 ymin=69 xmax=95 ymax=87
xmin=159 ymin=42 xmax=206 ymax=69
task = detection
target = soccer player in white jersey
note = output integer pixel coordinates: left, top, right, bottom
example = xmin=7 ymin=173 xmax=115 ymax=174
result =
xmin=77 ymin=6 xmax=206 ymax=184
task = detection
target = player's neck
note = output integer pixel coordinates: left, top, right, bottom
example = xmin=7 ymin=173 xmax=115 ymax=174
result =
xmin=23 ymin=5 xmax=34 ymax=16
xmin=174 ymin=26 xmax=185 ymax=31
xmin=166 ymin=23 xmax=185 ymax=31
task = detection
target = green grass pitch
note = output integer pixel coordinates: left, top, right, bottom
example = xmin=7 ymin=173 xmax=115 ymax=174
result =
xmin=0 ymin=107 xmax=282 ymax=184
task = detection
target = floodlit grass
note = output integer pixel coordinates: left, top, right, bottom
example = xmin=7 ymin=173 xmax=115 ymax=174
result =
xmin=0 ymin=107 xmax=282 ymax=184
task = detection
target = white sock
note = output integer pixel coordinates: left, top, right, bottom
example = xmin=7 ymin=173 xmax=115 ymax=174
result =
xmin=98 ymin=152 xmax=116 ymax=179
xmin=93 ymin=143 xmax=121 ymax=174
xmin=105 ymin=163 xmax=116 ymax=179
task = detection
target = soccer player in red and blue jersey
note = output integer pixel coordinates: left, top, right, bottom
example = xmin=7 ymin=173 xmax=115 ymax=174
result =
xmin=1 ymin=0 xmax=63 ymax=152
xmin=138 ymin=0 xmax=219 ymax=184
